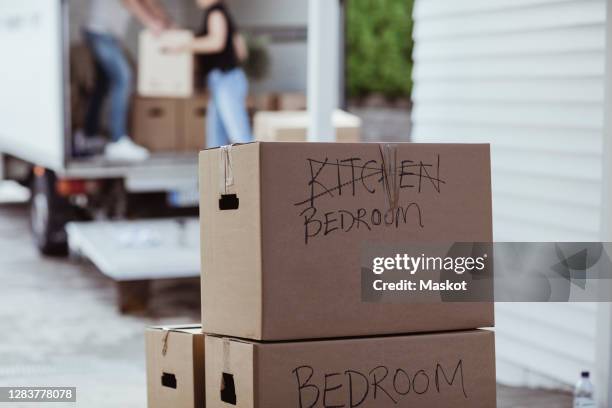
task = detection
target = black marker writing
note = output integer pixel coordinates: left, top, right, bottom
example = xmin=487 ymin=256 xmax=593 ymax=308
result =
xmin=291 ymin=359 xmax=468 ymax=406
xmin=294 ymin=154 xmax=443 ymax=244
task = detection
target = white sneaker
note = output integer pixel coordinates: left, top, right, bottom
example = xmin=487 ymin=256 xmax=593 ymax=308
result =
xmin=104 ymin=137 xmax=150 ymax=162
xmin=74 ymin=129 xmax=107 ymax=155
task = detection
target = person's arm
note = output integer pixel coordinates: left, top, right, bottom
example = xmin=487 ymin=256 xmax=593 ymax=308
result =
xmin=141 ymin=0 xmax=172 ymax=27
xmin=122 ymin=0 xmax=168 ymax=34
xmin=233 ymin=32 xmax=248 ymax=63
xmin=167 ymin=11 xmax=227 ymax=54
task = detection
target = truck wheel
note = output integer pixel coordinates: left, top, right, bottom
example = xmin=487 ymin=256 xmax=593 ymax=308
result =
xmin=30 ymin=170 xmax=69 ymax=256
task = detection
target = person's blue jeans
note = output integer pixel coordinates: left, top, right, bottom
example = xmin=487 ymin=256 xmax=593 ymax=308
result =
xmin=206 ymin=68 xmax=253 ymax=148
xmin=84 ymin=30 xmax=132 ymax=142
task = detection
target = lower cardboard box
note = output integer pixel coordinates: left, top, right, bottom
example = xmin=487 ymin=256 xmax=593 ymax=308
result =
xmin=179 ymin=94 xmax=208 ymax=151
xmin=205 ymin=330 xmax=496 ymax=408
xmin=132 ymin=97 xmax=180 ymax=151
xmin=247 ymin=93 xmax=279 ymax=113
xmin=132 ymin=95 xmax=208 ymax=152
xmin=145 ymin=325 xmax=204 ymax=408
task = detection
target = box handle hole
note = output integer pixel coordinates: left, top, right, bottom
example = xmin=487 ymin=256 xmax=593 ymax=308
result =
xmin=161 ymin=372 xmax=177 ymax=389
xmin=219 ymin=194 xmax=239 ymax=211
xmin=221 ymin=373 xmax=236 ymax=405
xmin=148 ymin=107 xmax=164 ymax=118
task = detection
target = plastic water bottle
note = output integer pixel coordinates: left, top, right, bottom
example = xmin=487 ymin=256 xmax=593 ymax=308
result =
xmin=574 ymin=371 xmax=596 ymax=408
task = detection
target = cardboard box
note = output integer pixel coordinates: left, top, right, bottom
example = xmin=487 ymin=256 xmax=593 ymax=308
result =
xmin=247 ymin=93 xmax=278 ymax=113
xmin=277 ymin=92 xmax=307 ymax=110
xmin=199 ymin=142 xmax=494 ymax=340
xmin=138 ymin=30 xmax=194 ymax=98
xmin=145 ymin=325 xmax=204 ymax=408
xmin=254 ymin=110 xmax=361 ymax=142
xmin=205 ymin=330 xmax=496 ymax=408
xmin=133 ymin=95 xmax=208 ymax=152
xmin=180 ymin=94 xmax=208 ymax=151
xmin=132 ymin=97 xmax=180 ymax=151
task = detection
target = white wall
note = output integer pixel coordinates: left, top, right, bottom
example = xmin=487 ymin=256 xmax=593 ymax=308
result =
xmin=411 ymin=0 xmax=606 ymax=388
xmin=228 ymin=0 xmax=308 ymax=93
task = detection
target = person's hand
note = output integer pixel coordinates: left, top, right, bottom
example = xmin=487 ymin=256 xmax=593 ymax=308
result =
xmin=148 ymin=19 xmax=166 ymax=36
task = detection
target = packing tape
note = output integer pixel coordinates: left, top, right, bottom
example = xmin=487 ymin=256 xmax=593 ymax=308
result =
xmin=223 ymin=339 xmax=230 ymax=373
xmin=219 ymin=145 xmax=234 ymax=195
xmin=379 ymin=143 xmax=400 ymax=211
xmin=161 ymin=330 xmax=170 ymax=356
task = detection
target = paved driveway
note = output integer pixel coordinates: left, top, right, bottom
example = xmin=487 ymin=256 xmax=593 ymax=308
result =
xmin=0 ymin=197 xmax=571 ymax=407
xmin=0 ymin=202 xmax=199 ymax=407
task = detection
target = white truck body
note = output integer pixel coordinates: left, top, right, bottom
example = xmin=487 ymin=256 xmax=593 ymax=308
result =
xmin=0 ymin=0 xmax=67 ymax=170
xmin=0 ymin=0 xmax=199 ymax=193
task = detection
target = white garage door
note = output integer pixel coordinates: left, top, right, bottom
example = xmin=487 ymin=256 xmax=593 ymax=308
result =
xmin=411 ymin=0 xmax=606 ymax=388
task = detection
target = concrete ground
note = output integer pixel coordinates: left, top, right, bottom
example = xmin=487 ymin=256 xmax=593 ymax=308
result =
xmin=0 ymin=196 xmax=573 ymax=407
xmin=0 ymin=201 xmax=200 ymax=408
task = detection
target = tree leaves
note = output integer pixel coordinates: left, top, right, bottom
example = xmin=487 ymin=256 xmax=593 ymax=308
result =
xmin=346 ymin=0 xmax=414 ymax=99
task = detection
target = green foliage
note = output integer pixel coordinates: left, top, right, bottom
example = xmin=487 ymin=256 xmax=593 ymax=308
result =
xmin=346 ymin=0 xmax=414 ymax=99
xmin=244 ymin=36 xmax=271 ymax=82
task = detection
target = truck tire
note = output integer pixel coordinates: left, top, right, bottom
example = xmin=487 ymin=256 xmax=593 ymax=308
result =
xmin=30 ymin=170 xmax=70 ymax=256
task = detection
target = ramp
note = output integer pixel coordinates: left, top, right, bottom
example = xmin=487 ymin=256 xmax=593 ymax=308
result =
xmin=66 ymin=218 xmax=200 ymax=282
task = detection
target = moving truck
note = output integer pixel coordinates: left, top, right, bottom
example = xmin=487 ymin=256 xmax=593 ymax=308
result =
xmin=0 ymin=0 xmax=201 ymax=256
xmin=0 ymin=0 xmax=311 ymax=253
xmin=0 ymin=0 xmax=334 ymax=310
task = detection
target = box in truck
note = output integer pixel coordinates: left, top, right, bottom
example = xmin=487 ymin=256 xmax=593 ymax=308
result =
xmin=138 ymin=30 xmax=195 ymax=98
xmin=132 ymin=95 xmax=208 ymax=152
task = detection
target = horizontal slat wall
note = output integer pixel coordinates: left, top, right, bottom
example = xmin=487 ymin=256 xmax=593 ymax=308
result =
xmin=411 ymin=0 xmax=605 ymax=387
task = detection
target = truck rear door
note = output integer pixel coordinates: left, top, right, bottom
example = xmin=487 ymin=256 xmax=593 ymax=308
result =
xmin=0 ymin=0 xmax=67 ymax=170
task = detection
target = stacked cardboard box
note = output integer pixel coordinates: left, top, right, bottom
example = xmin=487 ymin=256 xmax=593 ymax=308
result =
xmin=198 ymin=142 xmax=496 ymax=407
xmin=145 ymin=325 xmax=205 ymax=408
xmin=132 ymin=95 xmax=208 ymax=152
xmin=146 ymin=142 xmax=496 ymax=407
xmin=137 ymin=29 xmax=310 ymax=151
xmin=126 ymin=30 xmax=314 ymax=152
xmin=138 ymin=30 xmax=195 ymax=98
xmin=205 ymin=331 xmax=495 ymax=407
xmin=134 ymin=29 xmax=207 ymax=153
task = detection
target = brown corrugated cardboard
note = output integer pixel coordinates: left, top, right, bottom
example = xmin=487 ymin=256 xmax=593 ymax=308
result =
xmin=254 ymin=110 xmax=361 ymax=142
xmin=132 ymin=97 xmax=180 ymax=151
xmin=205 ymin=330 xmax=496 ymax=408
xmin=247 ymin=93 xmax=278 ymax=114
xmin=138 ymin=30 xmax=194 ymax=98
xmin=277 ymin=92 xmax=307 ymax=110
xmin=179 ymin=94 xmax=208 ymax=151
xmin=145 ymin=325 xmax=204 ymax=408
xmin=133 ymin=95 xmax=209 ymax=152
xmin=199 ymin=142 xmax=494 ymax=341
